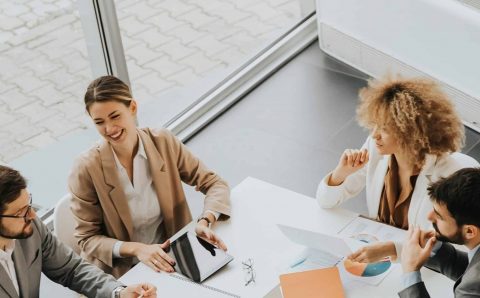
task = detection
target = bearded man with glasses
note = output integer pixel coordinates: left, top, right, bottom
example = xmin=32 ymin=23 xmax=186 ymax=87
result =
xmin=0 ymin=165 xmax=156 ymax=298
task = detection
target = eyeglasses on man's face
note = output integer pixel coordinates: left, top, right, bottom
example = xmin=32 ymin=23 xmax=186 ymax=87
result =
xmin=0 ymin=193 xmax=33 ymax=222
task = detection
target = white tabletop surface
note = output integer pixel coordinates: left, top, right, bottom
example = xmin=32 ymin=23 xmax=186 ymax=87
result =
xmin=120 ymin=177 xmax=454 ymax=298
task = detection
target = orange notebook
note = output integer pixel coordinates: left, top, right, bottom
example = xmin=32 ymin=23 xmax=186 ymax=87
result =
xmin=279 ymin=267 xmax=345 ymax=298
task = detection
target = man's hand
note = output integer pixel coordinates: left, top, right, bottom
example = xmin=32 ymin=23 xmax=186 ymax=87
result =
xmin=347 ymin=241 xmax=396 ymax=263
xmin=120 ymin=283 xmax=156 ymax=297
xmin=401 ymin=226 xmax=436 ymax=273
xmin=195 ymin=223 xmax=227 ymax=251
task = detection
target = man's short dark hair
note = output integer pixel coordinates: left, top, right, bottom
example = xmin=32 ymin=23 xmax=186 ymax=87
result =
xmin=0 ymin=165 xmax=27 ymax=214
xmin=428 ymin=167 xmax=480 ymax=227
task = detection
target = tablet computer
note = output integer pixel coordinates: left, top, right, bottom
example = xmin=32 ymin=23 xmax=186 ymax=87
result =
xmin=167 ymin=232 xmax=234 ymax=282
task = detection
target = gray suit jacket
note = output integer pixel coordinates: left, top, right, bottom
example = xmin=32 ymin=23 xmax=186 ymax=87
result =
xmin=398 ymin=243 xmax=480 ymax=298
xmin=0 ymin=217 xmax=123 ymax=298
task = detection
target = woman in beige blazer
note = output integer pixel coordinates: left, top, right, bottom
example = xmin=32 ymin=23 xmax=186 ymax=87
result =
xmin=69 ymin=76 xmax=231 ymax=278
xmin=316 ymin=76 xmax=478 ymax=263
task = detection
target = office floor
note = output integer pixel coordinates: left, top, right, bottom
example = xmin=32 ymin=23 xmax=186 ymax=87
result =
xmin=183 ymin=41 xmax=480 ymax=217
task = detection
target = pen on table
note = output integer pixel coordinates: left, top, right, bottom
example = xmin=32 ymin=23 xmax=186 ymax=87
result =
xmin=290 ymin=257 xmax=307 ymax=268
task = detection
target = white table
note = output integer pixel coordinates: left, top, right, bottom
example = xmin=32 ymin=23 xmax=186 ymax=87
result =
xmin=120 ymin=177 xmax=454 ymax=298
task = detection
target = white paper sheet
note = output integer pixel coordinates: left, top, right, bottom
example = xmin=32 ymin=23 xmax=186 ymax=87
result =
xmin=337 ymin=216 xmax=407 ymax=243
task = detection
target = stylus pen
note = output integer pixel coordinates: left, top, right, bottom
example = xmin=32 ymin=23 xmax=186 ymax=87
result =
xmin=290 ymin=257 xmax=307 ymax=268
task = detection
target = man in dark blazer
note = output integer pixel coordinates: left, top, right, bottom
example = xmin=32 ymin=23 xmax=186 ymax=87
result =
xmin=0 ymin=165 xmax=156 ymax=298
xmin=399 ymin=168 xmax=480 ymax=298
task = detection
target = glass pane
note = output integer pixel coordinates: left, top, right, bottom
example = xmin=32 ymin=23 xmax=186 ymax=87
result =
xmin=115 ymin=0 xmax=313 ymax=125
xmin=0 ymin=1 xmax=92 ymax=210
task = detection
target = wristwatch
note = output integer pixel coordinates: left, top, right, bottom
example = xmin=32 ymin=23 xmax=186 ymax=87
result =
xmin=113 ymin=286 xmax=126 ymax=298
xmin=197 ymin=216 xmax=211 ymax=227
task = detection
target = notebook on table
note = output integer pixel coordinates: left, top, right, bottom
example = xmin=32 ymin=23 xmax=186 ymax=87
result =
xmin=280 ymin=267 xmax=345 ymax=298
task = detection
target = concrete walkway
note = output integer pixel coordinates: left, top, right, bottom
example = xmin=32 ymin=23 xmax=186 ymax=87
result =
xmin=0 ymin=0 xmax=301 ymax=163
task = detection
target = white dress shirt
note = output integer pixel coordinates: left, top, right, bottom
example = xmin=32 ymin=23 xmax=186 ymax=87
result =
xmin=111 ymin=137 xmax=164 ymax=258
xmin=0 ymin=240 xmax=19 ymax=295
xmin=111 ymin=136 xmax=220 ymax=258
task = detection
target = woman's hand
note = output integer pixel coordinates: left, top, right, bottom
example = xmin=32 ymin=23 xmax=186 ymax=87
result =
xmin=347 ymin=241 xmax=396 ymax=263
xmin=134 ymin=240 xmax=176 ymax=273
xmin=121 ymin=283 xmax=157 ymax=297
xmin=329 ymin=149 xmax=369 ymax=186
xmin=195 ymin=223 xmax=228 ymax=251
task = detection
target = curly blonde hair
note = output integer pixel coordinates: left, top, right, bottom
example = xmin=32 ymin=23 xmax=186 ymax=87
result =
xmin=357 ymin=76 xmax=464 ymax=169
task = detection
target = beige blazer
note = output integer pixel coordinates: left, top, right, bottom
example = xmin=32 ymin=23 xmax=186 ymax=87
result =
xmin=68 ymin=128 xmax=231 ymax=278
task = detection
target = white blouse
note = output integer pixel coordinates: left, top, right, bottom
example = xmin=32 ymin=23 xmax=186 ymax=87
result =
xmin=111 ymin=137 xmax=164 ymax=257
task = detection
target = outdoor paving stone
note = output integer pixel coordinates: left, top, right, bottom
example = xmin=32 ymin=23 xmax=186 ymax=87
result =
xmin=214 ymin=47 xmax=248 ymax=66
xmin=40 ymin=114 xmax=84 ymax=137
xmin=22 ymin=131 xmax=57 ymax=149
xmin=151 ymin=0 xmax=197 ymax=17
xmin=190 ymin=35 xmax=233 ymax=57
xmin=130 ymin=28 xmax=175 ymax=49
xmin=1 ymin=3 xmax=30 ymax=16
xmin=145 ymin=12 xmax=186 ymax=32
xmin=0 ymin=88 xmax=36 ymax=110
xmin=0 ymin=110 xmax=17 ymax=126
xmin=17 ymin=102 xmax=59 ymax=123
xmin=2 ymin=117 xmax=45 ymax=143
xmin=7 ymin=73 xmax=48 ymax=93
xmin=147 ymin=56 xmax=188 ymax=77
xmin=168 ymin=68 xmax=204 ymax=86
xmin=119 ymin=15 xmax=153 ymax=37
xmin=135 ymin=73 xmax=176 ymax=94
xmin=156 ymin=39 xmax=196 ymax=60
xmin=0 ymin=142 xmax=34 ymax=162
xmin=208 ymin=3 xmax=251 ymax=24
xmin=179 ymin=52 xmax=224 ymax=75
xmin=164 ymin=24 xmax=207 ymax=44
xmin=234 ymin=16 xmax=278 ymax=37
xmin=0 ymin=0 xmax=300 ymax=162
xmin=0 ymin=15 xmax=24 ymax=30
xmin=33 ymin=84 xmax=71 ymax=106
xmin=243 ymin=2 xmax=283 ymax=21
xmin=177 ymin=9 xmax=219 ymax=28
xmin=128 ymin=43 xmax=162 ymax=66
xmin=119 ymin=1 xmax=160 ymax=20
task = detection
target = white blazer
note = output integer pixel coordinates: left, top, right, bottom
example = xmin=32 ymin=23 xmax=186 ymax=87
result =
xmin=316 ymin=137 xmax=479 ymax=230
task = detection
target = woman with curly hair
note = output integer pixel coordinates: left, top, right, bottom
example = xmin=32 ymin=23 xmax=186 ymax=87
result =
xmin=316 ymin=76 xmax=478 ymax=262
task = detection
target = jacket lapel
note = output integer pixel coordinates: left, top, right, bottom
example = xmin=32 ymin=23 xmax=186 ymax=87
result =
xmin=138 ymin=129 xmax=174 ymax=236
xmin=11 ymin=244 xmax=28 ymax=298
xmin=99 ymin=140 xmax=134 ymax=241
xmin=409 ymin=154 xmax=436 ymax=224
xmin=370 ymin=154 xmax=390 ymax=218
xmin=0 ymin=265 xmax=17 ymax=298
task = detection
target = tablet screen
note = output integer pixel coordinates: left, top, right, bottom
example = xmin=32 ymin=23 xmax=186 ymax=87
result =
xmin=168 ymin=232 xmax=234 ymax=282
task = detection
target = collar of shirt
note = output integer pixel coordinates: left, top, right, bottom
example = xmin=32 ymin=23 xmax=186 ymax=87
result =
xmin=0 ymin=240 xmax=15 ymax=261
xmin=111 ymin=134 xmax=148 ymax=170
xmin=468 ymin=243 xmax=480 ymax=263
